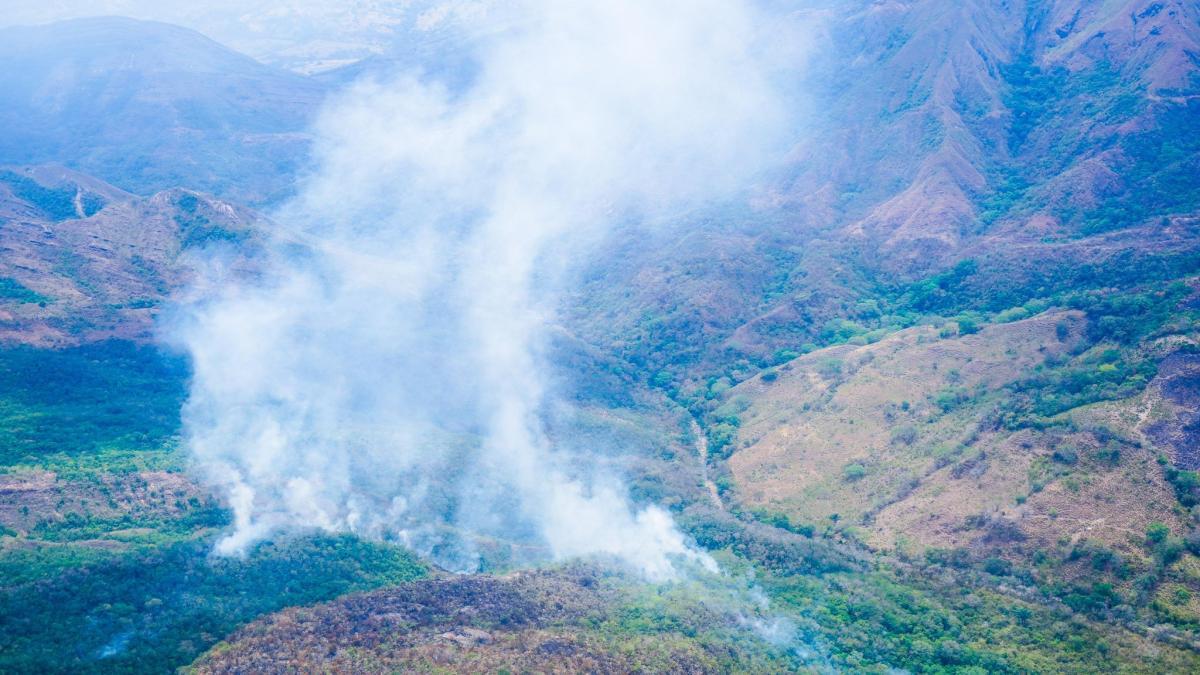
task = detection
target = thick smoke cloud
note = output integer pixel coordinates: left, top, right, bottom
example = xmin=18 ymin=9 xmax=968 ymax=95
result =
xmin=174 ymin=0 xmax=795 ymax=580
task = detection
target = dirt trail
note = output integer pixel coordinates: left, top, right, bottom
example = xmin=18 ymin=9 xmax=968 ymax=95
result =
xmin=72 ymin=188 xmax=86 ymax=218
xmin=690 ymin=419 xmax=724 ymax=511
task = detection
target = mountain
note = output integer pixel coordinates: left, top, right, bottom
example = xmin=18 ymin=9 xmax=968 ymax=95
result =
xmin=1 ymin=1 xmax=430 ymax=75
xmin=0 ymin=165 xmax=268 ymax=346
xmin=0 ymin=17 xmax=326 ymax=205
xmin=563 ymin=0 xmax=1200 ymax=662
xmin=782 ymin=0 xmax=1200 ymax=263
xmin=727 ymin=305 xmax=1197 ymax=557
xmin=572 ymin=0 xmax=1200 ymax=378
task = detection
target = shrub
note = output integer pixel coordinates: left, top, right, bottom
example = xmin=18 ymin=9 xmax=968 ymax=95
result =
xmin=995 ymin=307 xmax=1030 ymax=323
xmin=934 ymin=387 xmax=970 ymax=412
xmin=890 ymin=425 xmax=918 ymax=446
xmin=983 ymin=557 xmax=1012 ymax=576
xmin=816 ymin=358 xmax=843 ymax=379
xmin=1164 ymin=467 xmax=1200 ymax=507
xmin=707 ymin=423 xmax=738 ymax=458
xmin=1056 ymin=322 xmax=1071 ymax=341
xmin=821 ymin=319 xmax=868 ymax=343
xmin=1146 ymin=522 xmax=1171 ymax=546
xmin=925 ymin=547 xmax=971 ymax=568
xmin=1051 ymin=445 xmax=1078 ymax=465
xmin=843 ymin=463 xmax=868 ymax=482
xmin=772 ymin=349 xmax=800 ymax=364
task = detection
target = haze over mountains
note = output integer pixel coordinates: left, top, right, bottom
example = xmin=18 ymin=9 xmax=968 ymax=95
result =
xmin=572 ymin=0 xmax=1200 ymax=376
xmin=1 ymin=1 xmax=1200 ymax=672
xmin=0 ymin=1 xmax=450 ymax=73
xmin=0 ymin=17 xmax=323 ymax=204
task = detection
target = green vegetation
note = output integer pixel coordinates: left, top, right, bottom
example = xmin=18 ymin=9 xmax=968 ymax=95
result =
xmin=0 ymin=277 xmax=47 ymax=304
xmin=676 ymin=506 xmax=1200 ymax=672
xmin=1164 ymin=465 xmax=1200 ymax=507
xmin=0 ymin=342 xmax=425 ymax=673
xmin=0 ymin=170 xmax=81 ymax=221
xmin=842 ymin=462 xmax=868 ymax=482
xmin=0 ymin=341 xmax=187 ymax=467
xmin=768 ymin=571 xmax=1142 ymax=672
xmin=998 ymin=284 xmax=1195 ymax=428
xmin=174 ymin=194 xmax=248 ymax=249
xmin=1083 ymin=101 xmax=1200 ymax=235
xmin=0 ymin=534 xmax=425 ymax=673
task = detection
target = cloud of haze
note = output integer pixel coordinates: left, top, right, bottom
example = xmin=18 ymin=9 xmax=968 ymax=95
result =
xmin=173 ymin=0 xmax=799 ymax=580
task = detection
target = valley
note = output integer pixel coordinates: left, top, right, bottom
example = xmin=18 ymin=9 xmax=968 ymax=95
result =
xmin=0 ymin=1 xmax=1199 ymax=672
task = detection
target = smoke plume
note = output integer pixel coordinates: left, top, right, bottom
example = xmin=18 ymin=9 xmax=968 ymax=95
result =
xmin=174 ymin=0 xmax=795 ymax=580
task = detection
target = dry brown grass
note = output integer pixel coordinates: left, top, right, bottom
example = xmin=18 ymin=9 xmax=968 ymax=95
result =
xmin=727 ymin=309 xmax=1192 ymax=567
xmin=0 ymin=469 xmax=208 ymax=533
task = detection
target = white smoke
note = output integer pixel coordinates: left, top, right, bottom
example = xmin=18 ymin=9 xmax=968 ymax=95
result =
xmin=174 ymin=0 xmax=797 ymax=581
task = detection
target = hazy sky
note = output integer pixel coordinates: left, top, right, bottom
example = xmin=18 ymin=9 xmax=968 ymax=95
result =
xmin=0 ymin=1 xmax=484 ymax=72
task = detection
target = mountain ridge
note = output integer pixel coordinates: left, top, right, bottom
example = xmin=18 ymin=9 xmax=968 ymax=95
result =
xmin=0 ymin=17 xmax=325 ymax=205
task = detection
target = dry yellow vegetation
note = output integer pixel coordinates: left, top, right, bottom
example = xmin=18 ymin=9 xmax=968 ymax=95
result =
xmin=727 ymin=310 xmax=1191 ymax=566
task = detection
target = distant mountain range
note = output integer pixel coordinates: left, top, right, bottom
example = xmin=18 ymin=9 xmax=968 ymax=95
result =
xmin=0 ymin=17 xmax=324 ymax=205
xmin=0 ymin=12 xmax=511 ymax=207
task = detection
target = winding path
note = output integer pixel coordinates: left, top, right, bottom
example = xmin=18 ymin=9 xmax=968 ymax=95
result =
xmin=690 ymin=418 xmax=725 ymax=511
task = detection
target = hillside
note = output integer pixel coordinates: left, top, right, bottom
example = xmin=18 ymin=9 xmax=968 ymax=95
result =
xmin=191 ymin=560 xmax=1200 ymax=673
xmin=188 ymin=567 xmax=800 ymax=673
xmin=571 ymin=0 xmax=1200 ymax=379
xmin=726 ymin=299 xmax=1198 ymax=549
xmin=0 ymin=165 xmax=268 ymax=346
xmin=0 ymin=17 xmax=325 ymax=205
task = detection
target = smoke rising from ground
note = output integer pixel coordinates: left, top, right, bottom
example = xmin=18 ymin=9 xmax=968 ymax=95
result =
xmin=174 ymin=0 xmax=796 ymax=580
